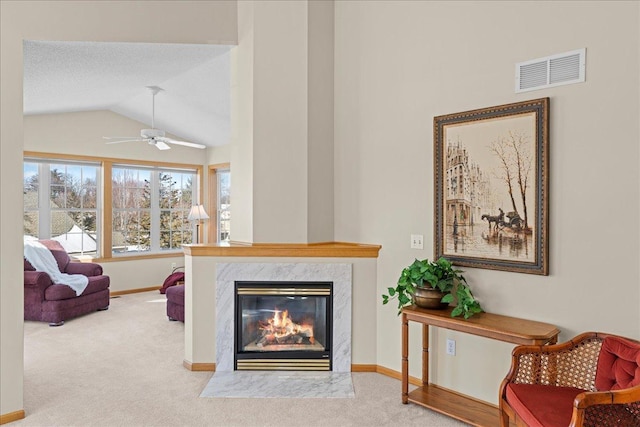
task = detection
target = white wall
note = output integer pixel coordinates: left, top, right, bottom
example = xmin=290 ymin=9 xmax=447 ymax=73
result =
xmin=334 ymin=1 xmax=640 ymax=404
xmin=0 ymin=0 xmax=237 ymax=417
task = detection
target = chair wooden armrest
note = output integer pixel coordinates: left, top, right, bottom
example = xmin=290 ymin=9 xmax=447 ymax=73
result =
xmin=570 ymin=385 xmax=640 ymax=426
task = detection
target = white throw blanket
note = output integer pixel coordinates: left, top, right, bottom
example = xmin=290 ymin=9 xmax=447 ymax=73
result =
xmin=24 ymin=240 xmax=89 ymax=296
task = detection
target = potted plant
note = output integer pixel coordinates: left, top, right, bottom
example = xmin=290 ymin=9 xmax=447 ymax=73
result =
xmin=381 ymin=257 xmax=483 ymax=319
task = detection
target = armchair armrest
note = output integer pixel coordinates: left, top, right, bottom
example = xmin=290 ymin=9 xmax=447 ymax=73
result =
xmin=570 ymin=385 xmax=640 ymax=427
xmin=24 ymin=271 xmax=53 ymax=293
xmin=65 ymin=261 xmax=103 ymax=277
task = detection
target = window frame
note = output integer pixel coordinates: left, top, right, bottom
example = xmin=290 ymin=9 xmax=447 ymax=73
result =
xmin=208 ymin=163 xmax=230 ymax=244
xmin=111 ymin=165 xmax=196 ymax=255
xmin=23 ymin=158 xmax=102 ymax=257
xmin=25 ymin=151 xmax=203 ymax=261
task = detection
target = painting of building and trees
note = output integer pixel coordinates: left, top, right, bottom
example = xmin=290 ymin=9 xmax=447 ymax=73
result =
xmin=441 ymin=112 xmax=538 ymax=263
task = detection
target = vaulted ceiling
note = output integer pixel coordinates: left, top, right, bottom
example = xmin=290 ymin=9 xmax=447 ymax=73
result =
xmin=23 ymin=40 xmax=232 ymax=147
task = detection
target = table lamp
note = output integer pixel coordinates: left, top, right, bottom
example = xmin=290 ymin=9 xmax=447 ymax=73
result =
xmin=187 ymin=204 xmax=209 ymax=244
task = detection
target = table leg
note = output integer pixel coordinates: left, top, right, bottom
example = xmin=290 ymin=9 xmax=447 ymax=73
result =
xmin=422 ymin=324 xmax=429 ymax=386
xmin=402 ymin=313 xmax=408 ymax=404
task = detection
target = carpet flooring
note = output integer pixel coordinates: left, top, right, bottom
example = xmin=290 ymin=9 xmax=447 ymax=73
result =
xmin=16 ymin=291 xmax=468 ymax=426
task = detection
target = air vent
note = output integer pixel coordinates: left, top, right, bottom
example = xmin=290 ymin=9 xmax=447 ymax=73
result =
xmin=516 ymin=48 xmax=585 ymax=93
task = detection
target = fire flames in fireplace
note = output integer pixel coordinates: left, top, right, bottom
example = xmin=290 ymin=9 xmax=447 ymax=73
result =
xmin=256 ymin=309 xmax=314 ymax=347
xmin=235 ymin=281 xmax=332 ymax=369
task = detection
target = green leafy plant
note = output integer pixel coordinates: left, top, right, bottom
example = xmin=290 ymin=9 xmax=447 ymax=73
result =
xmin=381 ymin=257 xmax=483 ymax=319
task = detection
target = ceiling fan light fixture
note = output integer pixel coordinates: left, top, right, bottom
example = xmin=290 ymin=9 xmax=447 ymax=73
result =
xmin=149 ymin=139 xmax=171 ymax=150
xmin=103 ymin=85 xmax=205 ymax=151
xmin=141 ymin=128 xmax=165 ymax=138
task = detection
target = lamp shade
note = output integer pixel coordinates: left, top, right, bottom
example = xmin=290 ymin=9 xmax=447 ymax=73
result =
xmin=187 ymin=204 xmax=209 ymax=221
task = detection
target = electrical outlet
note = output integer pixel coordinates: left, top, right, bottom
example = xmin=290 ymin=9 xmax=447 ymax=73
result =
xmin=410 ymin=234 xmax=424 ymax=249
xmin=446 ymin=339 xmax=456 ymax=356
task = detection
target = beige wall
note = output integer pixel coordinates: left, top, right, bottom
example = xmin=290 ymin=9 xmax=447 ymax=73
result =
xmin=251 ymin=1 xmax=309 ymax=243
xmin=307 ymin=1 xmax=335 ymax=242
xmin=232 ymin=1 xmax=255 ymax=243
xmin=0 ymin=0 xmax=237 ymax=417
xmin=334 ymin=1 xmax=640 ymax=403
xmin=233 ymin=1 xmax=335 ymax=243
xmin=206 ymin=144 xmax=231 ymax=166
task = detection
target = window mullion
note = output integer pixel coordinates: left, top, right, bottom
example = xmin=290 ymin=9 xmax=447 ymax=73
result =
xmin=150 ymin=170 xmax=160 ymax=251
xmin=39 ymin=163 xmax=51 ymax=238
xmin=95 ymin=165 xmax=103 ymax=258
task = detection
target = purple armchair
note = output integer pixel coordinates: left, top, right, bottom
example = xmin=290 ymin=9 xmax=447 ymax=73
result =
xmin=24 ymin=240 xmax=110 ymax=326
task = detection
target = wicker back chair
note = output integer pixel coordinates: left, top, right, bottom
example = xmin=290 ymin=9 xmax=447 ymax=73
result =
xmin=499 ymin=332 xmax=640 ymax=427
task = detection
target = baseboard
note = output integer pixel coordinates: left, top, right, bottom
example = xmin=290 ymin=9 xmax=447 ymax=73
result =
xmin=183 ymin=360 xmax=216 ymax=371
xmin=177 ymin=361 xmax=420 ymax=385
xmin=0 ymin=410 xmax=25 ymax=425
xmin=351 ymin=364 xmax=377 ymax=372
xmin=110 ymin=286 xmax=161 ymax=296
xmin=375 ymin=365 xmax=422 ymax=387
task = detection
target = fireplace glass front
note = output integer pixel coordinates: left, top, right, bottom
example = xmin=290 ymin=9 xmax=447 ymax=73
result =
xmin=235 ymin=281 xmax=332 ymax=371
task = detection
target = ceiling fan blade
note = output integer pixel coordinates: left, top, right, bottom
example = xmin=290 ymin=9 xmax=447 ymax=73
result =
xmin=153 ymin=140 xmax=171 ymax=150
xmin=159 ymin=137 xmax=206 ymax=149
xmin=105 ymin=139 xmax=143 ymax=145
xmin=103 ymin=136 xmax=139 ymax=140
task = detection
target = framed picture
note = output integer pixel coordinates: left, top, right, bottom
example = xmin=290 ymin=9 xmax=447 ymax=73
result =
xmin=434 ymin=98 xmax=549 ymax=275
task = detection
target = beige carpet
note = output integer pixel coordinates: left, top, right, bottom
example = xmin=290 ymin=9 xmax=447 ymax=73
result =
xmin=16 ymin=291 xmax=468 ymax=427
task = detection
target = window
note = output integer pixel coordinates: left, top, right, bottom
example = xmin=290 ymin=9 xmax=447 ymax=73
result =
xmin=111 ymin=167 xmax=151 ymax=253
xmin=218 ymin=169 xmax=230 ymax=243
xmin=208 ymin=164 xmax=230 ymax=244
xmin=24 ymin=154 xmax=202 ymax=259
xmin=112 ymin=166 xmax=195 ymax=255
xmin=23 ymin=159 xmax=100 ymax=256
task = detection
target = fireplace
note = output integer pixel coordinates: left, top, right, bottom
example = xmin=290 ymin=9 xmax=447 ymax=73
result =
xmin=234 ymin=281 xmax=332 ymax=371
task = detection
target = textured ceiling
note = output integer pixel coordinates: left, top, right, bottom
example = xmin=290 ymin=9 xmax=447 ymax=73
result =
xmin=23 ymin=40 xmax=231 ymax=147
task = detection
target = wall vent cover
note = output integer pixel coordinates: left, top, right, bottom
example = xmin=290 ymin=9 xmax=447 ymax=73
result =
xmin=516 ymin=48 xmax=586 ymax=93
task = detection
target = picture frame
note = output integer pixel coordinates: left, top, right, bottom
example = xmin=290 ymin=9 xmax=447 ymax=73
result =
xmin=433 ymin=98 xmax=549 ymax=275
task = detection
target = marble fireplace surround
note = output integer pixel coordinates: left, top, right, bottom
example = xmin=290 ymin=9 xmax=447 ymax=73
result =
xmin=215 ymin=262 xmax=352 ymax=372
xmin=182 ymin=242 xmax=382 ymax=371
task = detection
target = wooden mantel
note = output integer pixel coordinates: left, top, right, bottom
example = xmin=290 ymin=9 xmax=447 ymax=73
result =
xmin=183 ymin=241 xmax=382 ymax=258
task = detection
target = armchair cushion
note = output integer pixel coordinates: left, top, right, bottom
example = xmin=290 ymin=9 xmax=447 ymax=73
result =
xmin=506 ymin=383 xmax=585 ymax=427
xmin=44 ymin=275 xmax=110 ymax=301
xmin=595 ymin=336 xmax=640 ymax=391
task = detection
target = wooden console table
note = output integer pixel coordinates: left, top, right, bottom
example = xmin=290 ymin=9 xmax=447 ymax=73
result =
xmin=402 ymin=305 xmax=559 ymax=426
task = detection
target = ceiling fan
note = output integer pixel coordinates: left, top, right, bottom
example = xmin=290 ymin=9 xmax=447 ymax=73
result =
xmin=103 ymin=86 xmax=206 ymax=150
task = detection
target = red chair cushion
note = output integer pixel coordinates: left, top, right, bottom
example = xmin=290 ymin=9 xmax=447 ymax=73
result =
xmin=595 ymin=336 xmax=640 ymax=391
xmin=506 ymin=383 xmax=585 ymax=427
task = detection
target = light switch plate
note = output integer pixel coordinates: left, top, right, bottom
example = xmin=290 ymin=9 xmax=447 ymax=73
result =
xmin=410 ymin=234 xmax=424 ymax=249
